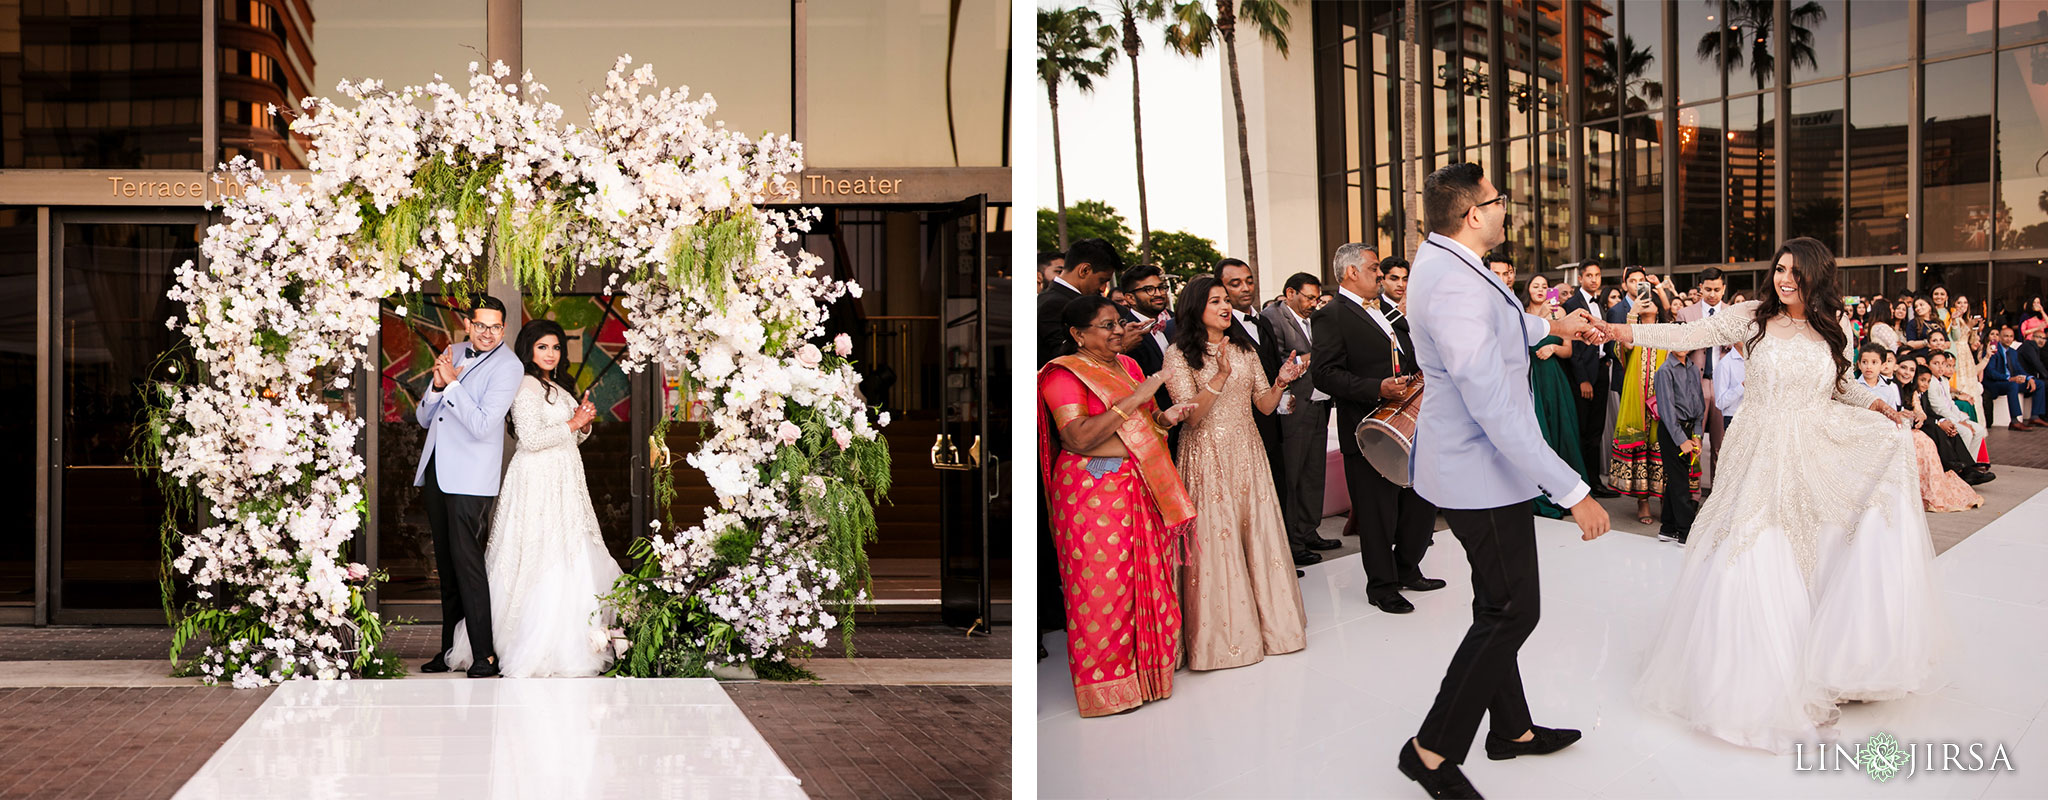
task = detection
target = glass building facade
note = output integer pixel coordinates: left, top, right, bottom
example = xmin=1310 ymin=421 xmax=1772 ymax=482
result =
xmin=1312 ymin=0 xmax=2048 ymax=317
xmin=2 ymin=0 xmax=1012 ymax=628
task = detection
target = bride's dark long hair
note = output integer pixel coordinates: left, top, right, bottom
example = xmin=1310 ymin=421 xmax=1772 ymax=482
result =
xmin=514 ymin=319 xmax=574 ymax=402
xmin=1745 ymin=237 xmax=1852 ymax=380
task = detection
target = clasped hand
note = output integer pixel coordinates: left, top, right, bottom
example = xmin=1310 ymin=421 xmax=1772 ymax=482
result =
xmin=1551 ymin=309 xmax=1615 ymax=346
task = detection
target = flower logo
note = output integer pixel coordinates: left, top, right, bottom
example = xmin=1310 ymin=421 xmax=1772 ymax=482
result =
xmin=1861 ymin=732 xmax=1907 ymax=783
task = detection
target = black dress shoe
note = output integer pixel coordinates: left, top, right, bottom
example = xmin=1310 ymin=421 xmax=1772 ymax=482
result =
xmin=466 ymin=658 xmax=502 ymax=679
xmin=1369 ymin=594 xmax=1415 ymax=614
xmin=1306 ymin=536 xmax=1342 ymax=551
xmin=1399 ymin=738 xmax=1483 ymax=799
xmin=1590 ymin=486 xmax=1621 ymax=499
xmin=419 ymin=656 xmax=450 ymax=674
xmin=1402 ymin=577 xmax=1447 ymax=592
xmin=1964 ymin=468 xmax=1996 ymax=486
xmin=1292 ymin=550 xmax=1324 ymax=566
xmin=1484 ymin=725 xmax=1583 ymax=760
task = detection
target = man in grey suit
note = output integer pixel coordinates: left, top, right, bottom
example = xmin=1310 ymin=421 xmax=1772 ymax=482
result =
xmin=1397 ymin=162 xmax=1610 ymax=799
xmin=414 ymin=295 xmax=525 ymax=679
xmin=1262 ymin=271 xmax=1342 ymax=556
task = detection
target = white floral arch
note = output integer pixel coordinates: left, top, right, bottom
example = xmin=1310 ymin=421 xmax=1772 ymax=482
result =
xmin=143 ymin=58 xmax=889 ymax=687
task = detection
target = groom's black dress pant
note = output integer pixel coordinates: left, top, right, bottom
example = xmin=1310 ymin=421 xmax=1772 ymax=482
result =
xmin=423 ymin=456 xmax=496 ymax=661
xmin=1416 ymin=502 xmax=1540 ymax=766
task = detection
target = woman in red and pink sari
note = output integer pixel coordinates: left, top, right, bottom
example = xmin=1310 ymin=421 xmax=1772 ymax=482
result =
xmin=1038 ymin=294 xmax=1199 ymax=716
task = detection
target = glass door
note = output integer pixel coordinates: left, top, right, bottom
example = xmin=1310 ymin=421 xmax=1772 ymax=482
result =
xmin=934 ymin=195 xmax=996 ymax=629
xmin=51 ymin=211 xmax=203 ymax=622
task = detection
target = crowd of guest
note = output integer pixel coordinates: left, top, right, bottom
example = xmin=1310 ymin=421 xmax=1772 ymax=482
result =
xmin=1035 ymin=230 xmax=2046 ymax=717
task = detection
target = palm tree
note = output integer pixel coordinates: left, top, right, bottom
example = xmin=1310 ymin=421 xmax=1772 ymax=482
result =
xmin=1112 ymin=0 xmax=1167 ymax=267
xmin=1589 ymin=34 xmax=1662 ymax=117
xmin=1697 ymin=0 xmax=1826 ymax=257
xmin=1165 ymin=0 xmax=1294 ymax=272
xmin=1039 ymin=6 xmax=1117 ymax=250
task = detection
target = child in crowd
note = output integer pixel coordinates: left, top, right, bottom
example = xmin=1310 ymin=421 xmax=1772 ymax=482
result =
xmin=1652 ymin=348 xmax=1704 ymax=544
xmin=1859 ymin=344 xmax=1902 ymax=410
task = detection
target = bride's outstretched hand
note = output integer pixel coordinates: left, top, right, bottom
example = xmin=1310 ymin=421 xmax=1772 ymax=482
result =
xmin=1873 ymin=401 xmax=1911 ymax=429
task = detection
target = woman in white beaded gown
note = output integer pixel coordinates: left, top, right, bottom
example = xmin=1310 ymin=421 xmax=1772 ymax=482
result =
xmin=1594 ymin=238 xmax=1943 ymax=754
xmin=447 ymin=319 xmax=624 ymax=678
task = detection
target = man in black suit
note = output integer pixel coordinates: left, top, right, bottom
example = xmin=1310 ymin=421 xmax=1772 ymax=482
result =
xmin=1311 ymin=243 xmax=1443 ymax=613
xmin=1036 ymin=251 xmax=1064 ymax=294
xmin=1117 ymin=264 xmax=1172 ymax=377
xmin=1036 ymin=238 xmax=1117 ymax=366
xmin=2024 ymin=327 xmax=2048 ymax=425
xmin=1218 ymin=257 xmax=1312 ymax=565
xmin=1262 ymin=271 xmax=1344 ymax=558
xmin=1560 ymin=260 xmax=1619 ymax=497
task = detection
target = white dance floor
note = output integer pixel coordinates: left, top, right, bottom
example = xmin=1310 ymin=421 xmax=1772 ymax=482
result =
xmin=1039 ymin=487 xmax=2048 ymax=799
xmin=176 ymin=677 xmax=804 ymax=799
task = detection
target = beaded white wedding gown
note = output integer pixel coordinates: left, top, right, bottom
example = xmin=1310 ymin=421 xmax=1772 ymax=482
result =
xmin=1627 ymin=301 xmax=1944 ymax=753
xmin=448 ymin=376 xmax=624 ymax=678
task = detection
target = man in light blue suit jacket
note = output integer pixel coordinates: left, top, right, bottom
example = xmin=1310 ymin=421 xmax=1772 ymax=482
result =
xmin=1396 ymin=163 xmax=1611 ymax=800
xmin=413 ymin=295 xmax=523 ymax=678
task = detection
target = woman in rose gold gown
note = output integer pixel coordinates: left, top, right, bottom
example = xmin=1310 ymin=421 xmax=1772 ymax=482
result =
xmin=1162 ymin=277 xmax=1309 ymax=671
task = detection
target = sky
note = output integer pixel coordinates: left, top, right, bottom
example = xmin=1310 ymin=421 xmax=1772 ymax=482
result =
xmin=1035 ymin=5 xmax=1232 ymax=255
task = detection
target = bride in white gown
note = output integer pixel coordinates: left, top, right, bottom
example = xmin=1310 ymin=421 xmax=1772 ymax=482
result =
xmin=448 ymin=320 xmax=625 ymax=678
xmin=1596 ymin=238 xmax=1944 ymax=754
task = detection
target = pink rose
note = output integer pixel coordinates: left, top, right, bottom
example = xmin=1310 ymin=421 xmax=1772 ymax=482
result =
xmin=833 ymin=428 xmax=852 ymax=449
xmin=777 ymin=421 xmax=802 ymax=445
xmin=796 ymin=343 xmax=823 ymax=368
xmin=346 ymin=563 xmax=369 ymax=581
xmin=833 ymin=333 xmax=853 ymax=357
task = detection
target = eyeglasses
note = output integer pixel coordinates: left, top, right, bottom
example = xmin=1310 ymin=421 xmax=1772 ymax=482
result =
xmin=471 ymin=323 xmax=506 ymax=334
xmin=1128 ymin=285 xmax=1166 ymax=295
xmin=1470 ymin=194 xmax=1509 ymax=213
xmin=1083 ymin=321 xmax=1122 ymax=332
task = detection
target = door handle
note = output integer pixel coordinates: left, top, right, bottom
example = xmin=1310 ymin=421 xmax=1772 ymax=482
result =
xmin=987 ymin=457 xmax=1002 ymax=501
xmin=931 ymin=434 xmax=982 ymax=471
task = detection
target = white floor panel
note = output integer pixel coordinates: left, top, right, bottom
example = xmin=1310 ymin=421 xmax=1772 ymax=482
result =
xmin=176 ymin=677 xmax=804 ymax=799
xmin=1039 ymin=488 xmax=2048 ymax=799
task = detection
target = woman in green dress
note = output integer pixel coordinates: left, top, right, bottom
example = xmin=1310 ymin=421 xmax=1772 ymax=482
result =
xmin=1522 ymin=276 xmax=1593 ymax=518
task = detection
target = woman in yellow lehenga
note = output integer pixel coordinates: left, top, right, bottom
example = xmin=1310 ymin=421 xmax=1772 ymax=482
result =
xmin=1611 ymin=286 xmax=1674 ymax=525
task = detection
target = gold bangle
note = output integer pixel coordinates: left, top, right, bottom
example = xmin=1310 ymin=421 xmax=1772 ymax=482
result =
xmin=1110 ymin=404 xmax=1130 ymax=420
xmin=1204 ymin=382 xmax=1223 ymax=395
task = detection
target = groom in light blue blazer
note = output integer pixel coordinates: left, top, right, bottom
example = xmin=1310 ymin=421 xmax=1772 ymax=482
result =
xmin=1396 ymin=163 xmax=1612 ymax=799
xmin=413 ymin=295 xmax=523 ymax=678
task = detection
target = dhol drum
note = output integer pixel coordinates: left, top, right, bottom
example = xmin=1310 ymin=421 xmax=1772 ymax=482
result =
xmin=1354 ymin=375 xmax=1423 ymax=487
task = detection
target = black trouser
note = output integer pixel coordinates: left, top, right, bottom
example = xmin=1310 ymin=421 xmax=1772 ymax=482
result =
xmin=422 ymin=457 xmax=496 ymax=662
xmin=1039 ymin=485 xmax=1064 ymax=640
xmin=1656 ymin=421 xmax=1698 ymax=536
xmin=1345 ymin=452 xmax=1436 ymax=601
xmin=1278 ymin=400 xmax=1331 ymax=550
xmin=1417 ymin=503 xmax=1539 ymax=766
xmin=1575 ymin=376 xmax=1608 ymax=483
xmin=1919 ymin=421 xmax=1976 ymax=473
xmin=1258 ymin=416 xmax=1287 ymax=528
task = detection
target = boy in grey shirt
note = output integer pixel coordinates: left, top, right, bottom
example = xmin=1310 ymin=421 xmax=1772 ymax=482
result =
xmin=1653 ymin=349 xmax=1704 ymax=543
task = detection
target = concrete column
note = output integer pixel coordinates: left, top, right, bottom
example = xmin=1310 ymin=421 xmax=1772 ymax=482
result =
xmin=1220 ymin=7 xmax=1322 ymax=305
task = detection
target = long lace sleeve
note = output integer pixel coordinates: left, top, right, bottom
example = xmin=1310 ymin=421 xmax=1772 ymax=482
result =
xmin=1832 ymin=371 xmax=1883 ymax=410
xmin=511 ymin=377 xmax=576 ymax=452
xmin=1629 ymin=300 xmax=1762 ymax=352
xmin=1164 ymin=346 xmax=1199 ymax=405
